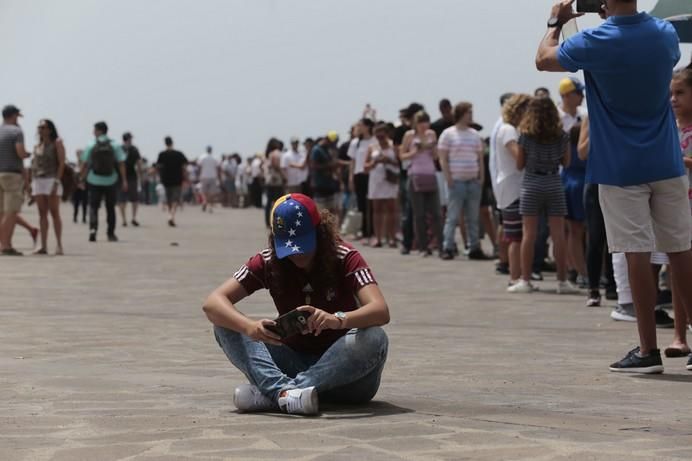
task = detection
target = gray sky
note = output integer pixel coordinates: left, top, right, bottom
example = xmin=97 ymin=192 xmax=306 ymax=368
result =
xmin=1 ymin=0 xmax=688 ymax=162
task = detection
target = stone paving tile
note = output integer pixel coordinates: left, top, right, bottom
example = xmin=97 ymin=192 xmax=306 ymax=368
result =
xmin=3 ymin=205 xmax=692 ymax=460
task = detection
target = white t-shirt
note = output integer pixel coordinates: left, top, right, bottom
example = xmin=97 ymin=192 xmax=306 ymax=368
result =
xmin=223 ymin=158 xmax=238 ymax=179
xmin=493 ymin=123 xmax=522 ymax=209
xmin=488 ymin=116 xmax=503 ymax=195
xmin=250 ymin=157 xmax=263 ymax=178
xmin=186 ymin=163 xmax=199 ymax=182
xmin=347 ymin=137 xmax=377 ymax=175
xmin=560 ymin=106 xmax=588 ymax=132
xmin=281 ymin=149 xmax=307 ymax=187
xmin=437 ymin=126 xmax=482 ymax=181
xmin=198 ymin=153 xmax=219 ymax=180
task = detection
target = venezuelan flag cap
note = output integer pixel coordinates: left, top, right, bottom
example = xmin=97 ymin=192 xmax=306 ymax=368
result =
xmin=270 ymin=194 xmax=322 ymax=259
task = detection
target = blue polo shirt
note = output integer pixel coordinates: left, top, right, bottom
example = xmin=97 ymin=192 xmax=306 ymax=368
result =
xmin=557 ymin=13 xmax=683 ymax=186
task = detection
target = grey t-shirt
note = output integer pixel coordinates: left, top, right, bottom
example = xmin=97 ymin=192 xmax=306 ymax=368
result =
xmin=0 ymin=124 xmax=24 ymax=173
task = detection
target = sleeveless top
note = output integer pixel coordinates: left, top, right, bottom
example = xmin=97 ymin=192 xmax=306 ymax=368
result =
xmin=409 ymin=132 xmax=437 ymax=176
xmin=32 ymin=142 xmax=59 ymax=178
xmin=264 ymin=150 xmax=284 ymax=187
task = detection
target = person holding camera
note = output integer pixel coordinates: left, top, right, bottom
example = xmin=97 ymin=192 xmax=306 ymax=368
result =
xmin=203 ymin=193 xmax=390 ymax=415
xmin=536 ymin=0 xmax=692 ymax=373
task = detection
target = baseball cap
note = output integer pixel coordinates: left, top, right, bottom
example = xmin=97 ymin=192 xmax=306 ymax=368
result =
xmin=271 ymin=193 xmax=322 ymax=259
xmin=559 ymin=77 xmax=585 ymax=96
xmin=327 ymin=131 xmax=339 ymax=143
xmin=2 ymin=105 xmax=22 ymax=118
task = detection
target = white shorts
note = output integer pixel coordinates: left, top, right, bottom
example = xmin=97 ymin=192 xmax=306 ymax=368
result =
xmin=32 ymin=177 xmax=62 ymax=196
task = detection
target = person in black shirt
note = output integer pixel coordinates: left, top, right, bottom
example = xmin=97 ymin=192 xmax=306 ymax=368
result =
xmin=431 ymin=99 xmax=454 ymax=138
xmin=118 ymin=132 xmax=142 ymax=227
xmin=156 ymin=136 xmax=188 ymax=227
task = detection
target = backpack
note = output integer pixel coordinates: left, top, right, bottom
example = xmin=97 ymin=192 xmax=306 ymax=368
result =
xmin=91 ymin=139 xmax=116 ymax=176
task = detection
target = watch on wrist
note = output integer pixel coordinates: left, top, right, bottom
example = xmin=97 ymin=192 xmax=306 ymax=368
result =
xmin=334 ymin=311 xmax=346 ymax=328
xmin=547 ymin=16 xmax=562 ymax=28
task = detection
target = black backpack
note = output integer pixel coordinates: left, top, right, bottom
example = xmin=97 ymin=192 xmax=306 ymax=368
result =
xmin=91 ymin=139 xmax=116 ymax=176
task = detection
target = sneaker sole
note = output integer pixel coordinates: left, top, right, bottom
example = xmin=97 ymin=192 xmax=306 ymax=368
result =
xmin=609 ymin=365 xmax=664 ymax=374
xmin=687 ymin=364 xmax=692 ymax=371
xmin=610 ymin=311 xmax=637 ymax=322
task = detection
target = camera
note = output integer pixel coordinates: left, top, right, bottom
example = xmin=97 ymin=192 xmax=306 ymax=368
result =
xmin=577 ymin=0 xmax=603 ymax=13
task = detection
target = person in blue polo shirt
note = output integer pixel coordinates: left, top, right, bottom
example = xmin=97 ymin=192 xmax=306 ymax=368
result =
xmin=535 ymin=0 xmax=692 ymax=374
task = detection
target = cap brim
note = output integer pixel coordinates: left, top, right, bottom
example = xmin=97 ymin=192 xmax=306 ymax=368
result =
xmin=274 ymin=230 xmax=317 ymax=259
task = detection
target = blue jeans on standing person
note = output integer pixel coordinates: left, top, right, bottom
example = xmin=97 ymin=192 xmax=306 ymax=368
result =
xmin=214 ymin=326 xmax=388 ymax=404
xmin=443 ymin=179 xmax=481 ymax=252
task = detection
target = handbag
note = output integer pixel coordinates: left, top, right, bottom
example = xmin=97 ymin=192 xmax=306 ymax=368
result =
xmin=385 ymin=168 xmax=399 ymax=184
xmin=410 ymin=174 xmax=438 ymax=193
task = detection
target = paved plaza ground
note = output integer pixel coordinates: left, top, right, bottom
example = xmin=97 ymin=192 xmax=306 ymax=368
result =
xmin=2 ymin=204 xmax=692 ymax=461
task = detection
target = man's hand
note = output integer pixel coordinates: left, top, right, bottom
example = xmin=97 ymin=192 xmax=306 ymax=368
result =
xmin=297 ymin=306 xmax=342 ymax=336
xmin=551 ymin=0 xmax=583 ymax=25
xmin=245 ymin=319 xmax=282 ymax=345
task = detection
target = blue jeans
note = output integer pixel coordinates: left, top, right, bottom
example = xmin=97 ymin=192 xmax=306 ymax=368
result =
xmin=443 ymin=179 xmax=481 ymax=252
xmin=214 ymin=326 xmax=388 ymax=404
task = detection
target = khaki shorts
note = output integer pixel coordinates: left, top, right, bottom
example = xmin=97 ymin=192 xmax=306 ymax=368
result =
xmin=599 ymin=176 xmax=692 ymax=253
xmin=0 ymin=172 xmax=24 ymax=214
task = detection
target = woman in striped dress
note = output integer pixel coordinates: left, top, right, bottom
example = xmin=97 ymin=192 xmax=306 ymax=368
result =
xmin=508 ymin=98 xmax=578 ymax=294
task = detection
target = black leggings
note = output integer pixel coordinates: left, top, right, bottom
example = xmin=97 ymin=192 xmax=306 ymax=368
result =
xmin=354 ymin=173 xmax=370 ymax=237
xmin=584 ymin=184 xmax=614 ymax=291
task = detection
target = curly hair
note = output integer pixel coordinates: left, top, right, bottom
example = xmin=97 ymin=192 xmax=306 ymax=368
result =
xmin=267 ymin=209 xmax=342 ymax=296
xmin=673 ymin=68 xmax=692 ymax=89
xmin=519 ymin=97 xmax=564 ymax=144
xmin=502 ymin=94 xmax=532 ymax=127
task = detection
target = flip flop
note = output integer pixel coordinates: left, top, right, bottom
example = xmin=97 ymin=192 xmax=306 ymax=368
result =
xmin=664 ymin=346 xmax=691 ymax=358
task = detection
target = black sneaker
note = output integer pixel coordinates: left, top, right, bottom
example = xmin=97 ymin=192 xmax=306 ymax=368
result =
xmin=400 ymin=248 xmax=411 ymax=256
xmin=131 ymin=220 xmax=140 ymax=227
xmin=467 ymin=248 xmax=487 ymax=260
xmin=655 ymin=308 xmax=674 ymax=329
xmin=687 ymin=354 xmax=692 ymax=371
xmin=605 ymin=287 xmax=618 ymax=301
xmin=89 ymin=232 xmax=97 ymax=242
xmin=609 ymin=347 xmax=663 ymax=374
xmin=122 ymin=221 xmax=127 ymax=227
xmin=107 ymin=234 xmax=118 ymax=242
xmin=440 ymin=250 xmax=454 ymax=261
xmin=656 ymin=290 xmax=673 ymax=309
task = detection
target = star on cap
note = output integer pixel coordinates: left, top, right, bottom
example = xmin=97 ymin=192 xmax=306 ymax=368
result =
xmin=297 ymin=211 xmax=303 ymax=218
xmin=285 ymin=240 xmax=293 ymax=247
xmin=292 ymin=245 xmax=300 ymax=253
xmin=294 ymin=205 xmax=300 ymax=210
xmin=295 ymin=220 xmax=302 ymax=227
xmin=288 ymin=228 xmax=296 ymax=237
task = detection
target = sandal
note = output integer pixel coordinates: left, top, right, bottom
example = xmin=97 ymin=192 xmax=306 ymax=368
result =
xmin=664 ymin=346 xmax=691 ymax=358
xmin=1 ymin=248 xmax=23 ymax=256
xmin=32 ymin=248 xmax=48 ymax=255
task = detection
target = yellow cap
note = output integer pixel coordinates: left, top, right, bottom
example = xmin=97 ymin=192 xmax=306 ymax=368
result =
xmin=327 ymin=131 xmax=339 ymax=142
xmin=559 ymin=77 xmax=585 ymax=96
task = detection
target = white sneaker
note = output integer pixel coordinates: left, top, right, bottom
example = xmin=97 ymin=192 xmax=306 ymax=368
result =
xmin=557 ymin=280 xmax=580 ymax=295
xmin=278 ymin=386 xmax=319 ymax=415
xmin=233 ymin=384 xmax=277 ymax=413
xmin=507 ymin=280 xmax=534 ymax=293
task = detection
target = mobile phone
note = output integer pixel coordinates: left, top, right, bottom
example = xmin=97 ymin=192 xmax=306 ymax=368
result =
xmin=265 ymin=309 xmax=312 ymax=339
xmin=577 ymin=0 xmax=603 ymax=13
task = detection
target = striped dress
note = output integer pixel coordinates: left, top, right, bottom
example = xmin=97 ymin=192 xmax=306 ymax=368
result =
xmin=518 ymin=133 xmax=569 ymax=217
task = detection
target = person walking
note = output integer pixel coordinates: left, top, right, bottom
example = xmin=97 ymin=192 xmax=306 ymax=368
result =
xmin=31 ymin=119 xmax=65 ymax=255
xmin=508 ymin=97 xmax=578 ymax=294
xmin=80 ymin=121 xmax=127 ymax=242
xmin=72 ymin=149 xmax=88 ymax=224
xmin=538 ymin=0 xmax=692 ymax=373
xmin=156 ymin=136 xmax=188 ymax=227
xmin=198 ymin=145 xmax=220 ymax=213
xmin=365 ymin=124 xmax=399 ymax=248
xmin=438 ymin=102 xmax=486 ymax=260
xmin=117 ymin=132 xmax=142 ymax=227
xmin=400 ymin=111 xmax=442 ymax=257
xmin=203 ymin=193 xmax=389 ymax=415
xmin=0 ymin=105 xmax=31 ymax=255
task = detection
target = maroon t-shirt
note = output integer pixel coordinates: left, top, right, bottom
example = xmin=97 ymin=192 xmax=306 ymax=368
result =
xmin=233 ymin=242 xmax=377 ymax=354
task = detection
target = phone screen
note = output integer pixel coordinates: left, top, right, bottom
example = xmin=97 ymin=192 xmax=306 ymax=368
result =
xmin=562 ymin=19 xmax=579 ymax=41
xmin=577 ymin=0 xmax=603 ymax=13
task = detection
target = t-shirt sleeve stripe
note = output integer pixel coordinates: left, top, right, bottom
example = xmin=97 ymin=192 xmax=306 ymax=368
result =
xmin=234 ymin=265 xmax=249 ymax=282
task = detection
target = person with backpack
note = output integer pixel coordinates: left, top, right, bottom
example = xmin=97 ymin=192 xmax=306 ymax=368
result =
xmin=80 ymin=121 xmax=127 ymax=242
